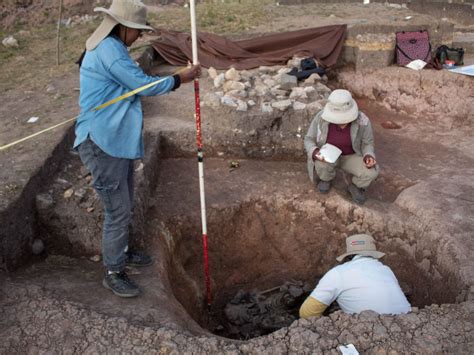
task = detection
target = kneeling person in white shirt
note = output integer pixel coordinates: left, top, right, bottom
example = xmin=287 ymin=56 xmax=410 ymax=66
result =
xmin=300 ymin=234 xmax=411 ymax=318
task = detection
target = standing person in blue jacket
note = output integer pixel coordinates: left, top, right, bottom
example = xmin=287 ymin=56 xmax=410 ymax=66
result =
xmin=74 ymin=0 xmax=201 ymax=298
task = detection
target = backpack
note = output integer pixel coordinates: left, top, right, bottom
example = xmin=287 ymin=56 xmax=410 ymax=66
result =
xmin=434 ymin=45 xmax=464 ymax=66
xmin=395 ymin=30 xmax=431 ymax=66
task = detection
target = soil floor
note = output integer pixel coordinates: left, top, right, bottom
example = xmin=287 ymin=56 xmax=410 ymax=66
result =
xmin=1 ymin=2 xmax=474 ymax=354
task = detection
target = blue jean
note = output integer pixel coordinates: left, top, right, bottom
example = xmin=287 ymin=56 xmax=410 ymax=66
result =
xmin=78 ymin=139 xmax=134 ymax=272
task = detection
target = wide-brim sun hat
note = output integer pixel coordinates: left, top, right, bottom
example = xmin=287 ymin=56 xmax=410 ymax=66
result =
xmin=86 ymin=0 xmax=154 ymax=51
xmin=336 ymin=234 xmax=385 ymax=262
xmin=321 ymin=89 xmax=359 ymax=125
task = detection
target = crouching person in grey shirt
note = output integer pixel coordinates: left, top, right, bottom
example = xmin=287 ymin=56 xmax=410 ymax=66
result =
xmin=304 ymin=89 xmax=378 ymax=204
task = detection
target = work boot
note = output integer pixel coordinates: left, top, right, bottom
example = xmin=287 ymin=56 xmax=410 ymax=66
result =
xmin=103 ymin=271 xmax=140 ymax=298
xmin=125 ymin=250 xmax=153 ymax=267
xmin=348 ymin=183 xmax=367 ymax=205
xmin=317 ymin=180 xmax=331 ymax=194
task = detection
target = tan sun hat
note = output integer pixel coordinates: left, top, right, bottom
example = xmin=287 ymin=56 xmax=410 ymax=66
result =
xmin=86 ymin=0 xmax=154 ymax=51
xmin=321 ymin=89 xmax=359 ymax=125
xmin=336 ymin=234 xmax=385 ymax=262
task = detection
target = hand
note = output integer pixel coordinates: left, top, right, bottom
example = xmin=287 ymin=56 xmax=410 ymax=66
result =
xmin=179 ymin=64 xmax=202 ymax=83
xmin=364 ymin=155 xmax=376 ymax=168
xmin=312 ymin=148 xmax=325 ymax=162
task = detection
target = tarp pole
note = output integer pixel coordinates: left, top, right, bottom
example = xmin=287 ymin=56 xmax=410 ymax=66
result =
xmin=189 ymin=0 xmax=211 ymax=309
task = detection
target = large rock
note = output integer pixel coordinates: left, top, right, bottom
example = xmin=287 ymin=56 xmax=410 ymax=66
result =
xmin=221 ymin=95 xmax=238 ymax=108
xmin=208 ymin=67 xmax=218 ymax=80
xmin=225 ymin=68 xmax=241 ymax=81
xmin=258 ymin=66 xmax=273 ymax=73
xmin=214 ymin=73 xmax=225 ymax=88
xmin=315 ymin=82 xmax=331 ymax=93
xmin=240 ymin=70 xmax=252 ymax=81
xmin=279 ymin=74 xmax=298 ymax=90
xmin=226 ymin=89 xmax=248 ymax=99
xmin=263 ymin=78 xmax=277 ymax=87
xmin=290 ymin=87 xmax=308 ymax=100
xmin=255 ymin=84 xmax=270 ymax=96
xmin=304 ymin=73 xmax=322 ymax=85
xmin=272 ymin=100 xmax=292 ymax=111
xmin=236 ymin=100 xmax=248 ymax=112
xmin=271 ymin=86 xmax=288 ymax=97
xmin=293 ymin=101 xmax=307 ymax=111
xmin=307 ymin=101 xmax=324 ymax=114
xmin=223 ymin=80 xmax=246 ymax=92
xmin=278 ymin=67 xmax=292 ymax=75
xmin=287 ymin=56 xmax=305 ymax=68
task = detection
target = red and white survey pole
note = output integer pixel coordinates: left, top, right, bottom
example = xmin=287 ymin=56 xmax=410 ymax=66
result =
xmin=189 ymin=0 xmax=211 ymax=309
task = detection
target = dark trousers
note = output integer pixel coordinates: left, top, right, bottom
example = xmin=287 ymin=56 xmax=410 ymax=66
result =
xmin=78 ymin=139 xmax=134 ymax=272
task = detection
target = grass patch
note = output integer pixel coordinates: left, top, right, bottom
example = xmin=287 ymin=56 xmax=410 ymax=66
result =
xmin=149 ymin=0 xmax=274 ymax=35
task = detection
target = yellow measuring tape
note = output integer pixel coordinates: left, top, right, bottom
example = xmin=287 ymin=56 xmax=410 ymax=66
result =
xmin=0 ymin=76 xmax=169 ymax=152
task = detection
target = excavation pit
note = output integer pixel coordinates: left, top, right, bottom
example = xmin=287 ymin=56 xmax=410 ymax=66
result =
xmin=150 ymin=158 xmax=467 ymax=340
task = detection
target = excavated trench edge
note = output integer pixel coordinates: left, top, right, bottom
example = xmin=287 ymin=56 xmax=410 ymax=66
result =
xmin=157 ymin=194 xmax=466 ymax=339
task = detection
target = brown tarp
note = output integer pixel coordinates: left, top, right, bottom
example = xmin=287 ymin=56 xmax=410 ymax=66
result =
xmin=150 ymin=25 xmax=347 ymax=70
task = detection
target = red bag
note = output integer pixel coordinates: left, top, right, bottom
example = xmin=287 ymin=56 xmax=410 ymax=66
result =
xmin=395 ymin=30 xmax=431 ymax=66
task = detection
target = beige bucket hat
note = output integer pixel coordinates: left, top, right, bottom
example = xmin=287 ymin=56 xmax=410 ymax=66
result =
xmin=336 ymin=234 xmax=385 ymax=262
xmin=321 ymin=89 xmax=359 ymax=125
xmin=86 ymin=0 xmax=154 ymax=51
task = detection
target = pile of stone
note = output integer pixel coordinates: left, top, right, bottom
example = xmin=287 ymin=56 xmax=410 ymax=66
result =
xmin=202 ymin=57 xmax=331 ymax=115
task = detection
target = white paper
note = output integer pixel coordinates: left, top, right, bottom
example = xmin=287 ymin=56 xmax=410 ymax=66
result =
xmin=339 ymin=344 xmax=360 ymax=355
xmin=405 ymin=59 xmax=427 ymax=70
xmin=319 ymin=143 xmax=342 ymax=163
xmin=27 ymin=116 xmax=39 ymax=123
xmin=363 ymin=0 xmax=370 ymax=4
xmin=448 ymin=65 xmax=474 ymax=76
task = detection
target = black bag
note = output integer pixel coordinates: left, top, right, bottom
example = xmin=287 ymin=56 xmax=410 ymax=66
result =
xmin=435 ymin=45 xmax=464 ymax=66
xmin=301 ymin=57 xmax=318 ymax=71
xmin=287 ymin=57 xmax=325 ymax=81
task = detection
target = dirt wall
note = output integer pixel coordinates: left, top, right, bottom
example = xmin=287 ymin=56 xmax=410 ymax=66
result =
xmin=336 ymin=67 xmax=474 ymax=129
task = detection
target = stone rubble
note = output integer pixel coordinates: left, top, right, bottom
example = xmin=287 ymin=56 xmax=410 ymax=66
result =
xmin=202 ymin=56 xmax=331 ymax=115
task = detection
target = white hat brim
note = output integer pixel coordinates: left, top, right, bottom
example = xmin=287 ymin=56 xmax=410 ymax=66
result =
xmin=86 ymin=15 xmax=118 ymax=51
xmin=321 ymin=99 xmax=359 ymax=124
xmin=336 ymin=250 xmax=385 ymax=262
xmin=94 ymin=7 xmax=154 ymax=30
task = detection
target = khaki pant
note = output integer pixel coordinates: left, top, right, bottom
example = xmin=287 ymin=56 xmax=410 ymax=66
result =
xmin=314 ymin=154 xmax=379 ymax=189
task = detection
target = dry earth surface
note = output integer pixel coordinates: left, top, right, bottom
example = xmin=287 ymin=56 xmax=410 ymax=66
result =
xmin=1 ymin=1 xmax=473 ymax=354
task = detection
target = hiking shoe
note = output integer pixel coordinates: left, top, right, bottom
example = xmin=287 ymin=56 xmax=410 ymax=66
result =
xmin=125 ymin=250 xmax=153 ymax=267
xmin=348 ymin=183 xmax=367 ymax=205
xmin=318 ymin=180 xmax=331 ymax=194
xmin=102 ymin=271 xmax=140 ymax=298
